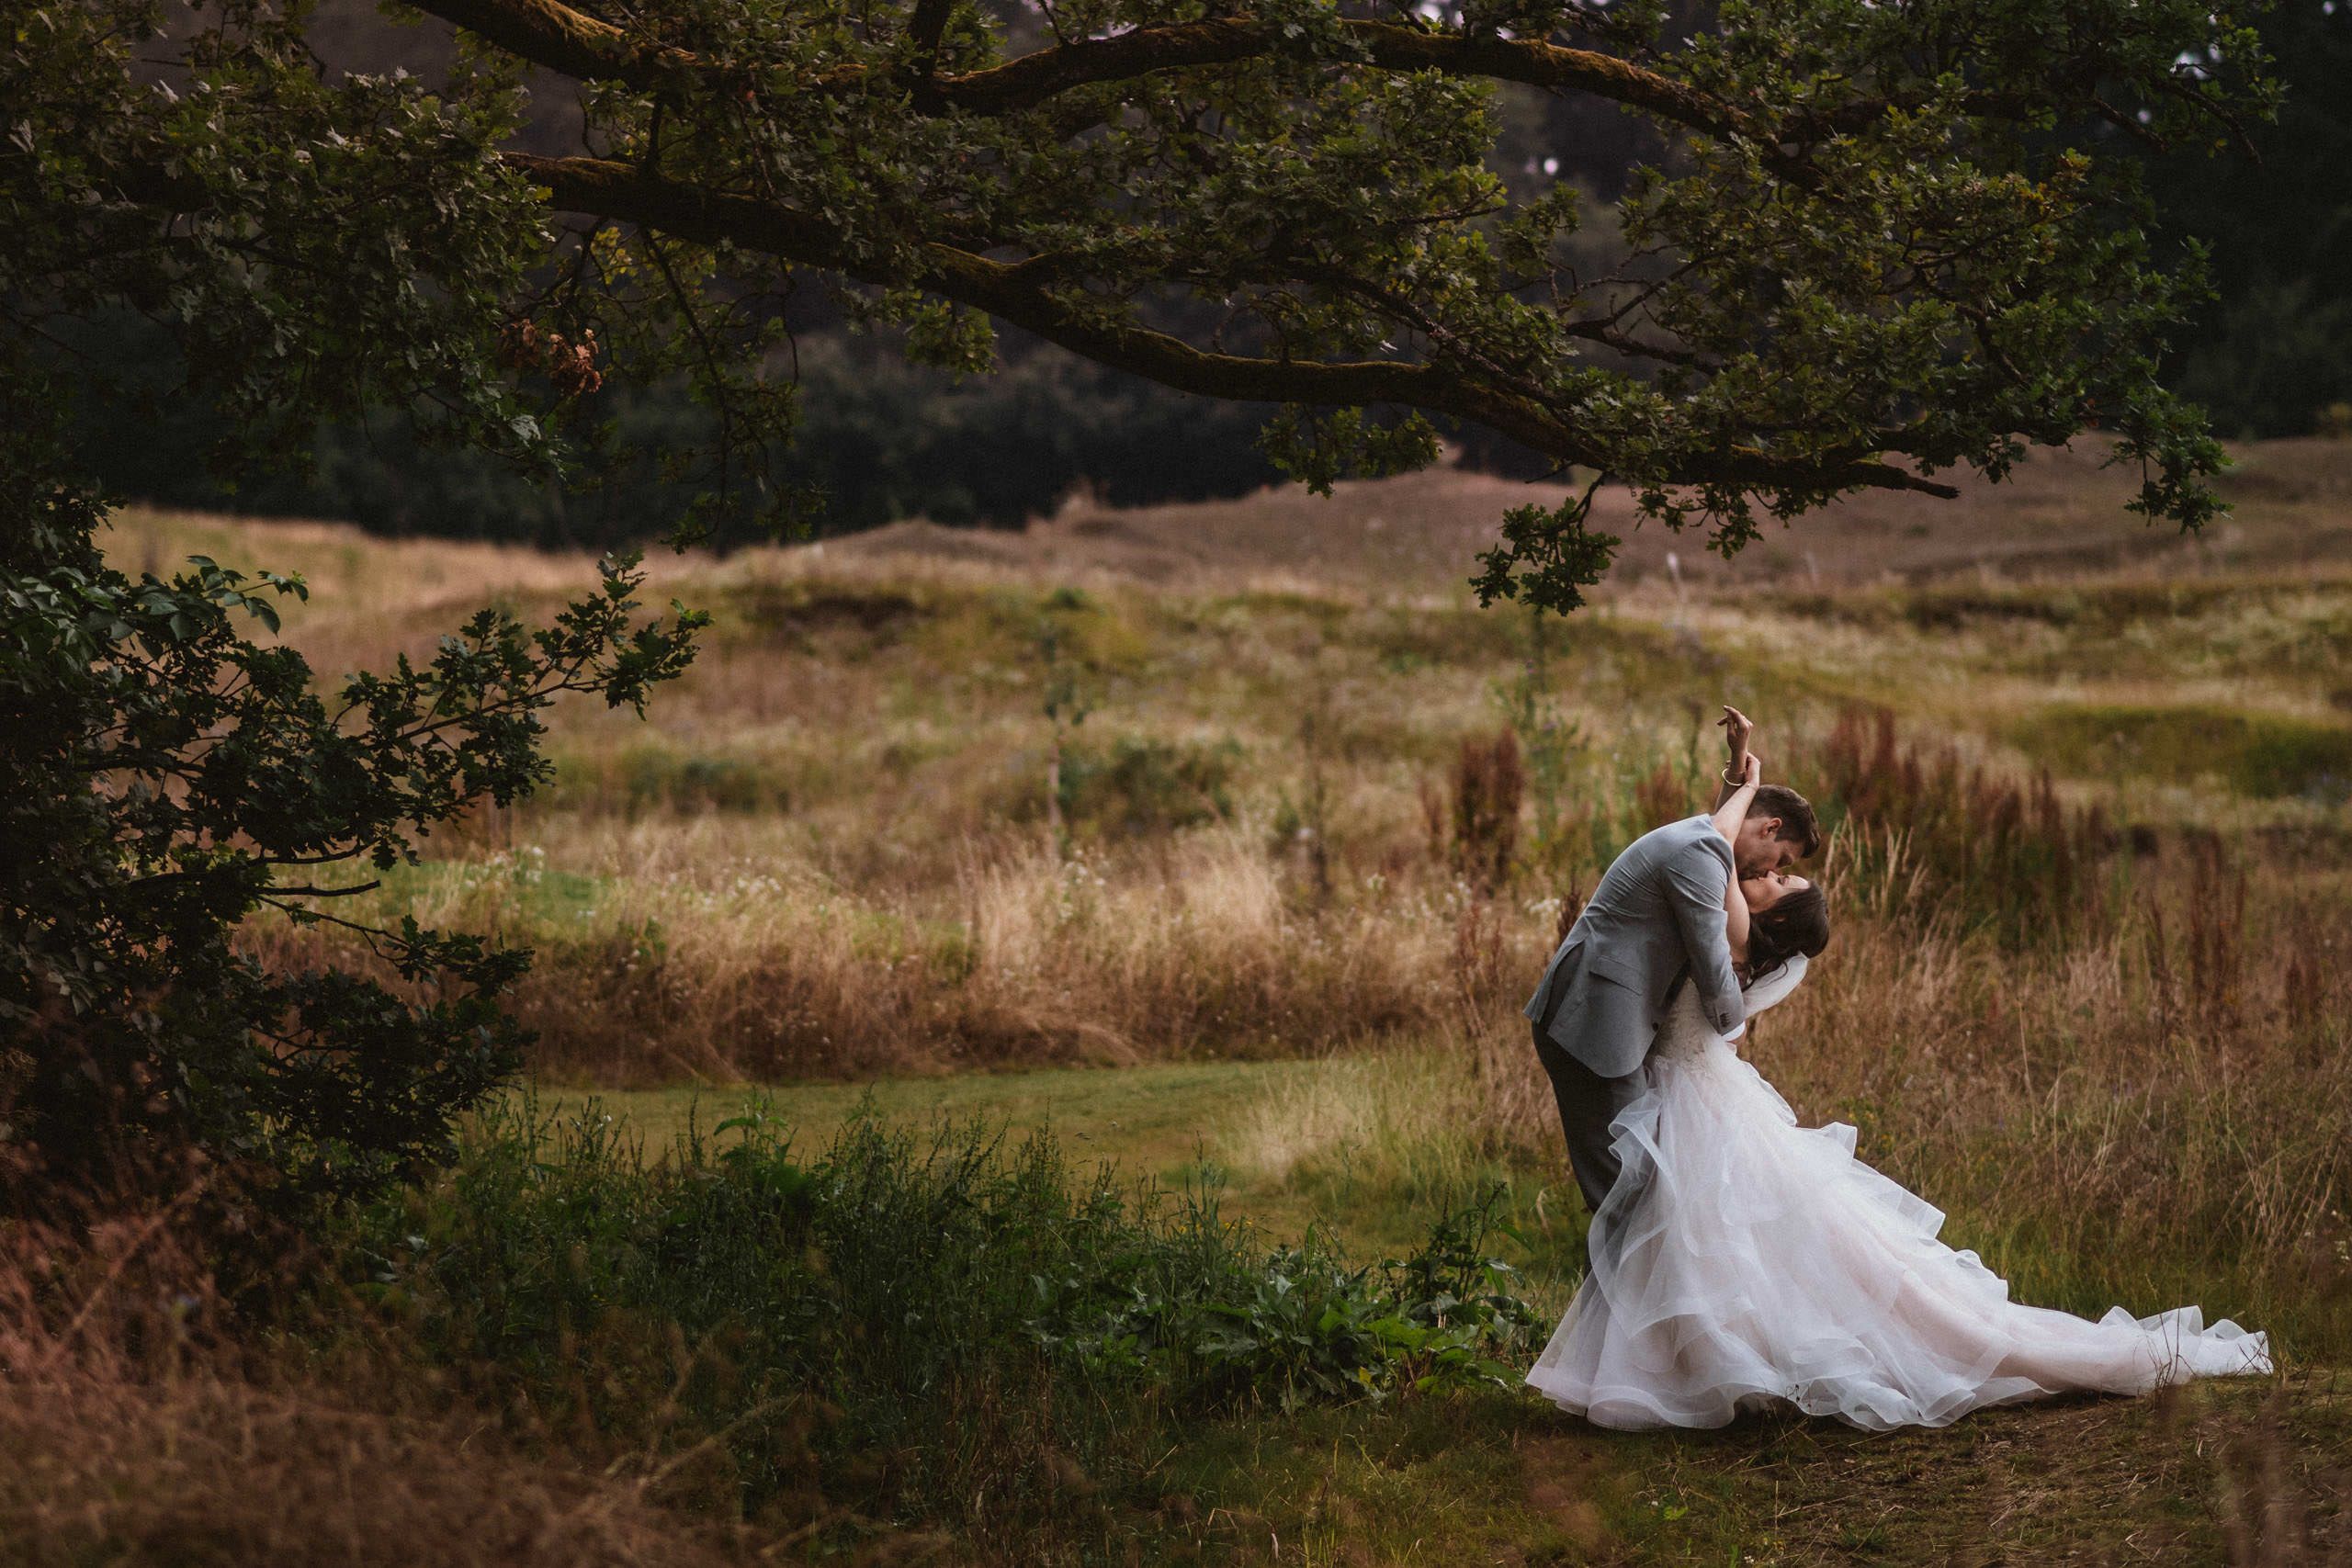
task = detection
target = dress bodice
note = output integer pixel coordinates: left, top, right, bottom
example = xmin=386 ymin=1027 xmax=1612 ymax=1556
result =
xmin=1654 ymin=984 xmax=1727 ymax=1062
xmin=1652 ymin=953 xmax=1812 ymax=1065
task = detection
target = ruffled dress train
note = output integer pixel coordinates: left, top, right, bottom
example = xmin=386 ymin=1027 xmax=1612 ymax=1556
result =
xmin=1526 ymin=976 xmax=2271 ymax=1431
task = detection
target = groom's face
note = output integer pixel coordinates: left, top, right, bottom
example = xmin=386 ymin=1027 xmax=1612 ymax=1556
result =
xmin=1734 ymin=818 xmax=1800 ymax=880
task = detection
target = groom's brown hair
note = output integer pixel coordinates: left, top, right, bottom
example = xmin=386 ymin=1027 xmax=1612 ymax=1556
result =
xmin=1747 ymin=785 xmax=1822 ymax=859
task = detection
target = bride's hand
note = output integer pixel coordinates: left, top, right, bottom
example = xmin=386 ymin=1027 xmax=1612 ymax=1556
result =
xmin=1718 ymin=705 xmax=1755 ymax=761
xmin=1710 ymin=709 xmax=1760 ymax=813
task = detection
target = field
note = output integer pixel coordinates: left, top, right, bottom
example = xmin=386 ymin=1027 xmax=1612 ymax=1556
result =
xmin=40 ymin=437 xmax=2352 ymax=1563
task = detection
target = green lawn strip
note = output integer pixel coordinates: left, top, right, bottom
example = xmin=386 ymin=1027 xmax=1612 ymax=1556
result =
xmin=528 ymin=1059 xmax=1313 ymax=1178
xmin=548 ymin=1060 xmax=1607 ymax=1298
xmin=525 ymin=1060 xmax=1589 ymax=1270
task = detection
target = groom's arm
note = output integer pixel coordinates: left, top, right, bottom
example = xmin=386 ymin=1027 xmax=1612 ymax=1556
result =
xmin=1664 ymin=841 xmax=1747 ymax=1039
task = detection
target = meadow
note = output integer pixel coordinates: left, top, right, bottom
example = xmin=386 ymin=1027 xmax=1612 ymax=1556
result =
xmin=20 ymin=438 xmax=2352 ymax=1564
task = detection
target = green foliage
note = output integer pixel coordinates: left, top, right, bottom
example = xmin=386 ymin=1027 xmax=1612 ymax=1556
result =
xmin=2137 ymin=3 xmax=2352 ymax=439
xmin=0 ymin=2 xmax=551 ymax=479
xmin=1054 ymin=736 xmax=1243 ymax=838
xmin=0 ymin=525 xmax=705 ymax=1203
xmin=345 ymin=1100 xmax=1541 ymax=1524
xmin=1473 ymin=489 xmax=1623 ymax=616
xmin=55 ymin=318 xmax=1291 ymax=545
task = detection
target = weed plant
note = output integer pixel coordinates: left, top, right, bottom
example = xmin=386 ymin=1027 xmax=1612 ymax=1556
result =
xmin=1798 ymin=708 xmax=2124 ymax=948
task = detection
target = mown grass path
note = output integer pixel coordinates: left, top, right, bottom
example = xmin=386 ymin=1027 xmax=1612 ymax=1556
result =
xmin=536 ymin=1067 xmax=2343 ymax=1564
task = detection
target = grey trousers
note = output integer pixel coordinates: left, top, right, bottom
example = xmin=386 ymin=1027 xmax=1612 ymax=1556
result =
xmin=1530 ymin=1019 xmax=1645 ymax=1215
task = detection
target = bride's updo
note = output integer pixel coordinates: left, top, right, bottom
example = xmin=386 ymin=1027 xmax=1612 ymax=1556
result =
xmin=1747 ymin=885 xmax=1829 ymax=980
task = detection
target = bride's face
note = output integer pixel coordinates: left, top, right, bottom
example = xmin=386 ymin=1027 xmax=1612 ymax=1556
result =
xmin=1740 ymin=870 xmax=1810 ymax=913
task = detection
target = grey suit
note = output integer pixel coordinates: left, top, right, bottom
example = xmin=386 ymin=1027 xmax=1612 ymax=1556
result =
xmin=1526 ymin=815 xmax=1746 ymax=1211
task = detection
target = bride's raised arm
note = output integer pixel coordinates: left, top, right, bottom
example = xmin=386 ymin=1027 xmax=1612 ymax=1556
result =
xmin=1711 ymin=750 xmax=1760 ymax=964
xmin=1712 ymin=705 xmax=1755 ymax=814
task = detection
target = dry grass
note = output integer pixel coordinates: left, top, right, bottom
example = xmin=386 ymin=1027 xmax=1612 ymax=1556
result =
xmin=0 ymin=1369 xmax=764 ymax=1568
xmin=0 ymin=1207 xmax=764 ymax=1568
xmin=239 ymin=826 xmax=1511 ymax=1081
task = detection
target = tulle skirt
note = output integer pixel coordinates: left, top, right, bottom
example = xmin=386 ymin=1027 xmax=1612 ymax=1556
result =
xmin=1525 ymin=1041 xmax=2271 ymax=1431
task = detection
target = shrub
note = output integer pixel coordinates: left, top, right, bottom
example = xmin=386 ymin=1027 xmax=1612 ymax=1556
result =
xmin=343 ymin=1100 xmax=1541 ymax=1532
xmin=1448 ymin=731 xmax=1526 ymax=890
xmin=0 ymin=533 xmax=704 ymax=1211
xmin=1054 ymin=736 xmax=1241 ymax=838
xmin=618 ymin=749 xmax=783 ymax=814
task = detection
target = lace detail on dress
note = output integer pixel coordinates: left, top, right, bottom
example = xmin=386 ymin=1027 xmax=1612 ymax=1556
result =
xmin=1649 ymin=986 xmax=1724 ymax=1062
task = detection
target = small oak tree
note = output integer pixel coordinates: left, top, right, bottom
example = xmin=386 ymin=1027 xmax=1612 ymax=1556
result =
xmin=0 ymin=525 xmax=703 ymax=1204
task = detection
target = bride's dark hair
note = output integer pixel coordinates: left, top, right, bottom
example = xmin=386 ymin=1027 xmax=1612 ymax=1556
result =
xmin=1747 ymin=885 xmax=1830 ymax=981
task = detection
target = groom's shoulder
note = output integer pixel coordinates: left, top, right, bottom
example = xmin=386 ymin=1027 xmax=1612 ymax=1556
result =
xmin=1633 ymin=815 xmax=1733 ymax=867
xmin=1635 ymin=814 xmax=1722 ymax=851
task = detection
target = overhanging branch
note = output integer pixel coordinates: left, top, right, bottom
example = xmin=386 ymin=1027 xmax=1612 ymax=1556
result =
xmin=408 ymin=0 xmax=1755 ymax=143
xmin=506 ymin=153 xmax=1960 ymax=502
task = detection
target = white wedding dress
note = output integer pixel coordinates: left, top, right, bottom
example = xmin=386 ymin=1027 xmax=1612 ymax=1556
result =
xmin=1525 ymin=956 xmax=2271 ymax=1431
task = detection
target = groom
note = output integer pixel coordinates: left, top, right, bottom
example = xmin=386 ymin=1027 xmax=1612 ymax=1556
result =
xmin=1526 ymin=749 xmax=1820 ymax=1213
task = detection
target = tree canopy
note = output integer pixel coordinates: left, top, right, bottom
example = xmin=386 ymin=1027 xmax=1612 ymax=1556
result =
xmin=6 ymin=0 xmax=2276 ymax=608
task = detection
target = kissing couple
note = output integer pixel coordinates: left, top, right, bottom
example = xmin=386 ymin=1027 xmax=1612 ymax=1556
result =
xmin=1521 ymin=707 xmax=2269 ymax=1431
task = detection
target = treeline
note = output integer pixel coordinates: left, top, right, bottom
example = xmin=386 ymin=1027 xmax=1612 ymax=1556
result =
xmin=2136 ymin=0 xmax=2352 ymax=441
xmin=57 ymin=320 xmax=1287 ymax=548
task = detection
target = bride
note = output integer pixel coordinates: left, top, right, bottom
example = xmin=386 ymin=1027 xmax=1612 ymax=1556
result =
xmin=1525 ymin=719 xmax=2272 ymax=1432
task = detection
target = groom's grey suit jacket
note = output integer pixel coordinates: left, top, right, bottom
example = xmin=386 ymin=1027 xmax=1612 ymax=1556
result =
xmin=1524 ymin=814 xmax=1746 ymax=1079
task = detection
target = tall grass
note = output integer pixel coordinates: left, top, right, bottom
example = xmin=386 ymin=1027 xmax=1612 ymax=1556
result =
xmin=241 ymin=825 xmax=1548 ymax=1081
xmin=1799 ymin=708 xmax=2123 ymax=947
xmin=231 ymin=669 xmax=2352 ymax=1376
